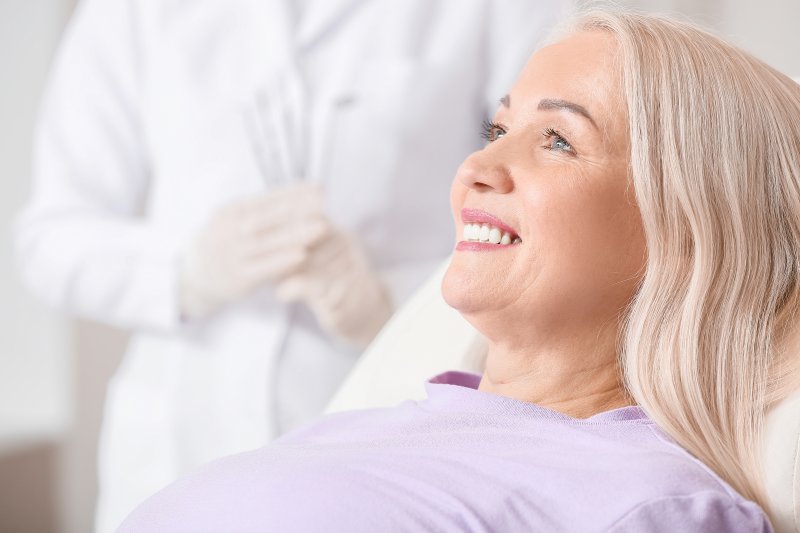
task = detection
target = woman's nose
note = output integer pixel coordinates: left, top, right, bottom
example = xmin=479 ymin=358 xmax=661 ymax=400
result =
xmin=455 ymin=151 xmax=514 ymax=194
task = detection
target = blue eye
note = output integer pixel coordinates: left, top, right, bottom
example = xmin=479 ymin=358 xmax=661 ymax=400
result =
xmin=481 ymin=120 xmax=507 ymax=142
xmin=543 ymin=128 xmax=574 ymax=154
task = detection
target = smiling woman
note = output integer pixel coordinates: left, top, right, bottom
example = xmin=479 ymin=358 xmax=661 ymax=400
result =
xmin=443 ymin=32 xmax=640 ymax=415
xmin=116 ymin=8 xmax=800 ymax=533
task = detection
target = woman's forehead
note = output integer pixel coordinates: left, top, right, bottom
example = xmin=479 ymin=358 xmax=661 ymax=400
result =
xmin=507 ymin=31 xmax=622 ymax=123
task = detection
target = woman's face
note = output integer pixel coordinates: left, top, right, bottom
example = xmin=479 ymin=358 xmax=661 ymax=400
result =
xmin=442 ymin=30 xmax=645 ymax=349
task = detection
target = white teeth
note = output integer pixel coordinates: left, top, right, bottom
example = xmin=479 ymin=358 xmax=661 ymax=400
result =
xmin=462 ymin=222 xmax=519 ymax=245
xmin=479 ymin=224 xmax=490 ymax=242
xmin=471 ymin=224 xmax=480 ymax=240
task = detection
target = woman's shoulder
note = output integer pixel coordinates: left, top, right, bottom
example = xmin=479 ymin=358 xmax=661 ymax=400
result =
xmin=597 ymin=425 xmax=773 ymax=531
xmin=605 ymin=491 xmax=772 ymax=532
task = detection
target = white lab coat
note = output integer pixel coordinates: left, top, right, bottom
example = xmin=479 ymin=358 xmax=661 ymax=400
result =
xmin=15 ymin=0 xmax=568 ymax=530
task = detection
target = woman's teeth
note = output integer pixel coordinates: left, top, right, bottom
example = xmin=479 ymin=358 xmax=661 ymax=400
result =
xmin=462 ymin=223 xmax=521 ymax=245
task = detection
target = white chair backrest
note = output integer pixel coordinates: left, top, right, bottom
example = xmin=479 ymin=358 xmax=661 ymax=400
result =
xmin=326 ymin=259 xmax=800 ymax=533
xmin=325 ymin=260 xmax=486 ymax=412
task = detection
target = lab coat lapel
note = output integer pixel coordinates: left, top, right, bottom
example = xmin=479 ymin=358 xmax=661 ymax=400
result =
xmin=296 ymin=0 xmax=369 ymax=50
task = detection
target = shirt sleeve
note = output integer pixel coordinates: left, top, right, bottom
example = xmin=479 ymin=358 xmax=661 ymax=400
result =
xmin=607 ymin=492 xmax=774 ymax=533
xmin=14 ymin=0 xmax=181 ymax=332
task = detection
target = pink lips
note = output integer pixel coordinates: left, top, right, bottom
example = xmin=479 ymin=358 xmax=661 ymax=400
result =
xmin=460 ymin=208 xmax=519 ymax=237
xmin=457 ymin=208 xmax=520 ymax=252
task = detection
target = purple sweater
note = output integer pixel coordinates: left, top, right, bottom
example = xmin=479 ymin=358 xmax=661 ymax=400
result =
xmin=118 ymin=371 xmax=772 ymax=532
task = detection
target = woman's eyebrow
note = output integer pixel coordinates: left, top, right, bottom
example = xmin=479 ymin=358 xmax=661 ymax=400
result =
xmin=537 ymin=98 xmax=598 ymax=129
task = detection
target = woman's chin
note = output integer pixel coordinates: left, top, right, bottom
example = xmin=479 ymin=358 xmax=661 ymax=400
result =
xmin=441 ymin=260 xmax=487 ymax=315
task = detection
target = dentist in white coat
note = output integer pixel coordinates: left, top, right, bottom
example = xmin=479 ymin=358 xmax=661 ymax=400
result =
xmin=15 ymin=0 xmax=569 ymax=530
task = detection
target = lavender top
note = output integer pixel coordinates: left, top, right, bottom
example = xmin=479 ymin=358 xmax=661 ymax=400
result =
xmin=118 ymin=371 xmax=772 ymax=532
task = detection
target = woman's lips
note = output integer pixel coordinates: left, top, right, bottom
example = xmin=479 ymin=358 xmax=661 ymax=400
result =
xmin=457 ymin=208 xmax=521 ymax=251
xmin=460 ymin=208 xmax=519 ymax=237
xmin=456 ymin=240 xmax=517 ymax=252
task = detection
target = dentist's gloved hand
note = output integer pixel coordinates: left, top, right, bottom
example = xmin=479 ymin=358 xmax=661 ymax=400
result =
xmin=178 ymin=183 xmax=327 ymax=320
xmin=276 ymin=226 xmax=393 ymax=349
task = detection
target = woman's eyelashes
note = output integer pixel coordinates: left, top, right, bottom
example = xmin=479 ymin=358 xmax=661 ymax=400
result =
xmin=480 ymin=121 xmax=575 ymax=156
xmin=542 ymin=127 xmax=574 ymax=155
xmin=481 ymin=120 xmax=506 ymax=142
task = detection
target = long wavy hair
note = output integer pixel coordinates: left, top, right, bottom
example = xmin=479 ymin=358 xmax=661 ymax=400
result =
xmin=568 ymin=9 xmax=800 ymax=518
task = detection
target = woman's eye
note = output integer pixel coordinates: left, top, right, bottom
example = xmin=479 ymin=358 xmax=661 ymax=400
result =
xmin=481 ymin=120 xmax=507 ymax=142
xmin=542 ymin=128 xmax=574 ymax=154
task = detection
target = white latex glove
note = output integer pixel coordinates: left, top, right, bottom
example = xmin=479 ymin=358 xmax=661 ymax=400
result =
xmin=276 ymin=226 xmax=393 ymax=349
xmin=178 ymin=183 xmax=327 ymax=320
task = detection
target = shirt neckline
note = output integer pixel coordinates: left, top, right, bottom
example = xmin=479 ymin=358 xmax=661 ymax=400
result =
xmin=423 ymin=371 xmax=652 ymax=425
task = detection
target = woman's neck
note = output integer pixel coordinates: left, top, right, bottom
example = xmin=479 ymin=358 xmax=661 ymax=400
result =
xmin=478 ymin=342 xmax=633 ymax=419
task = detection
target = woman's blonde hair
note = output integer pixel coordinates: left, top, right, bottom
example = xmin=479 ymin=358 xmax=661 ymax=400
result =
xmin=571 ymin=8 xmax=800 ymax=518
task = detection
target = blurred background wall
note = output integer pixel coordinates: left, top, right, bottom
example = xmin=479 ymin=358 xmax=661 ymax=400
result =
xmin=0 ymin=0 xmax=798 ymax=532
xmin=1 ymin=1 xmax=73 ymax=532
